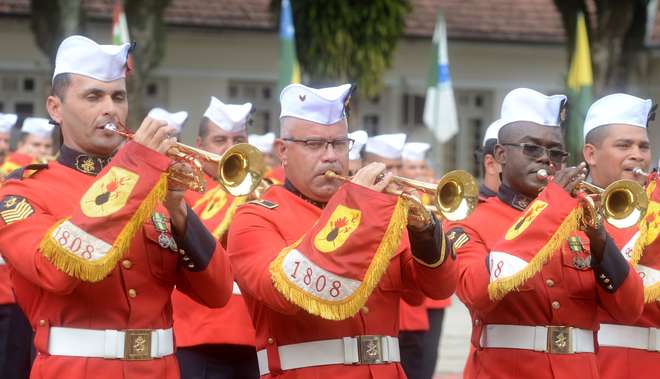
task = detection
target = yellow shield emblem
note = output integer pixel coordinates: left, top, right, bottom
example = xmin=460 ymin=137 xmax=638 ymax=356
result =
xmin=195 ymin=187 xmax=228 ymax=220
xmin=313 ymin=205 xmax=361 ymax=253
xmin=505 ymin=200 xmax=548 ymax=240
xmin=80 ymin=167 xmax=139 ymax=218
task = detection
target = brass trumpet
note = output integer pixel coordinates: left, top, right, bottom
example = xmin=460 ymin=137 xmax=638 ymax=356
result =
xmin=537 ymin=169 xmax=648 ymax=228
xmin=105 ymin=123 xmax=265 ymax=195
xmin=325 ymin=169 xmax=479 ymax=222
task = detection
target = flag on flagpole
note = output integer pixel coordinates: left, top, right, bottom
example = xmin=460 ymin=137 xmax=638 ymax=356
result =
xmin=423 ymin=11 xmax=459 ymax=143
xmin=277 ymin=0 xmax=301 ymax=93
xmin=112 ymin=0 xmax=133 ymax=71
xmin=112 ymin=0 xmax=130 ymax=45
xmin=566 ymin=12 xmax=593 ymax=165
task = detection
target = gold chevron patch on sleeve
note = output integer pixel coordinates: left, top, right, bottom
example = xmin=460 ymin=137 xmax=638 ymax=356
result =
xmin=447 ymin=227 xmax=470 ymax=250
xmin=0 ymin=196 xmax=35 ymax=224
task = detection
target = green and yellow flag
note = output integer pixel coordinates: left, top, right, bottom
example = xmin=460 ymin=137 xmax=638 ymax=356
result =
xmin=277 ymin=0 xmax=301 ymax=93
xmin=566 ymin=12 xmax=593 ymax=164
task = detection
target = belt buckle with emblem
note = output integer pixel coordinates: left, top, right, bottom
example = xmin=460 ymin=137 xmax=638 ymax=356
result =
xmin=547 ymin=326 xmax=572 ymax=354
xmin=357 ymin=335 xmax=383 ymax=364
xmin=123 ymin=329 xmax=152 ymax=360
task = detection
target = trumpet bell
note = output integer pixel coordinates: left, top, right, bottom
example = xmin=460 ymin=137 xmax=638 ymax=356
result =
xmin=434 ymin=170 xmax=480 ymax=221
xmin=216 ymin=143 xmax=266 ymax=197
xmin=601 ymin=179 xmax=648 ymax=229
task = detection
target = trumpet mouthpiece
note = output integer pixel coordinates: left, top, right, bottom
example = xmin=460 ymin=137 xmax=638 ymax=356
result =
xmin=633 ymin=168 xmax=647 ymax=177
xmin=536 ymin=169 xmax=549 ymax=180
xmin=104 ymin=123 xmax=118 ymax=131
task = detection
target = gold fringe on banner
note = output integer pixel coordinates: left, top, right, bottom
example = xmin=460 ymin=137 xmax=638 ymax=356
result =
xmin=270 ymin=198 xmax=408 ymax=320
xmin=212 ymin=196 xmax=247 ymax=239
xmin=488 ymin=206 xmax=582 ymax=301
xmin=39 ymin=174 xmax=168 ymax=282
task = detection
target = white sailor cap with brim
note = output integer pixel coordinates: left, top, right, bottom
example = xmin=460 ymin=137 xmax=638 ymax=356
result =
xmin=483 ymin=119 xmax=506 ymax=146
xmin=52 ymin=35 xmax=131 ymax=83
xmin=365 ymin=133 xmax=407 ymax=160
xmin=402 ymin=142 xmax=431 ymax=162
xmin=280 ymin=83 xmax=355 ymax=125
xmin=147 ymin=108 xmax=189 ymax=134
xmin=348 ymin=130 xmax=368 ymax=161
xmin=22 ymin=117 xmax=55 ymax=139
xmin=583 ymin=93 xmax=654 ymax=139
xmin=0 ymin=113 xmax=18 ymax=134
xmin=203 ymin=97 xmax=253 ymax=133
xmin=499 ymin=88 xmax=567 ymax=131
xmin=249 ymin=132 xmax=276 ymax=154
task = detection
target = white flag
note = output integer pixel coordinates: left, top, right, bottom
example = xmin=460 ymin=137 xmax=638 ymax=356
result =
xmin=423 ymin=11 xmax=459 ymax=143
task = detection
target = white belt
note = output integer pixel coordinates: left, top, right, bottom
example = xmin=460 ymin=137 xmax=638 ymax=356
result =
xmin=48 ymin=326 xmax=174 ymax=360
xmin=480 ymin=324 xmax=595 ymax=354
xmin=257 ymin=336 xmax=400 ymax=375
xmin=599 ymin=324 xmax=660 ymax=351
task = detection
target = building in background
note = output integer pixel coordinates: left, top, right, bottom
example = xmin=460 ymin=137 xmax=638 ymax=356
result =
xmin=0 ymin=0 xmax=659 ymax=175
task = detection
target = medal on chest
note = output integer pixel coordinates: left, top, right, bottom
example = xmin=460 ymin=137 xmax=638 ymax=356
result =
xmin=568 ymin=236 xmax=591 ymax=269
xmin=152 ymin=212 xmax=177 ymax=251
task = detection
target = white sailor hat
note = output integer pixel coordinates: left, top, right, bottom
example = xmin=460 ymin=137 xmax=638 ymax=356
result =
xmin=22 ymin=117 xmax=55 ymax=139
xmin=583 ymin=94 xmax=653 ymax=139
xmin=0 ymin=113 xmax=18 ymax=134
xmin=365 ymin=133 xmax=407 ymax=160
xmin=402 ymin=142 xmax=431 ymax=162
xmin=483 ymin=119 xmax=506 ymax=146
xmin=280 ymin=83 xmax=354 ymax=125
xmin=348 ymin=130 xmax=368 ymax=161
xmin=249 ymin=132 xmax=276 ymax=154
xmin=53 ymin=35 xmax=131 ymax=82
xmin=500 ymin=88 xmax=567 ymax=128
xmin=203 ymin=97 xmax=252 ymax=133
xmin=147 ymin=108 xmax=189 ymax=134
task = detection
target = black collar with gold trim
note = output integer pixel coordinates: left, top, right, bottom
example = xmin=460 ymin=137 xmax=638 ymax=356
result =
xmin=497 ymin=184 xmax=534 ymax=211
xmin=284 ymin=179 xmax=327 ymax=209
xmin=57 ymin=145 xmax=111 ymax=176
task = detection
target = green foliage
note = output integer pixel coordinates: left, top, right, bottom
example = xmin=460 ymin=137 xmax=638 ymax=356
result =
xmin=273 ymin=0 xmax=411 ymax=98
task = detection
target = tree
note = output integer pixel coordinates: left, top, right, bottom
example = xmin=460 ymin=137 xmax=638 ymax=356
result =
xmin=30 ymin=0 xmax=85 ymax=65
xmin=554 ymin=0 xmax=652 ymax=96
xmin=272 ymin=0 xmax=411 ymax=98
xmin=29 ymin=0 xmax=171 ymax=128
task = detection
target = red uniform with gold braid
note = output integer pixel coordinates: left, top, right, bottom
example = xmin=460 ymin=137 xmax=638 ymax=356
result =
xmin=265 ymin=166 xmax=285 ymax=185
xmin=0 ymin=142 xmax=233 ymax=378
xmin=448 ymin=183 xmax=644 ymax=379
xmin=596 ymin=174 xmax=660 ymax=379
xmin=172 ymin=173 xmax=256 ymax=348
xmin=0 ymin=152 xmax=35 ymax=177
xmin=227 ymin=181 xmax=456 ymax=378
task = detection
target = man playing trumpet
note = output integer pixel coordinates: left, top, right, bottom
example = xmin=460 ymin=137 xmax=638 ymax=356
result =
xmin=172 ymin=97 xmax=259 ymax=379
xmin=448 ymin=88 xmax=644 ymax=379
xmin=0 ymin=35 xmax=233 ymax=378
xmin=227 ymin=83 xmax=456 ymax=378
xmin=582 ymin=94 xmax=658 ymax=379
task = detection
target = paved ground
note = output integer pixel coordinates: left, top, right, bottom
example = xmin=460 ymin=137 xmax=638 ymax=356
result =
xmin=433 ymin=295 xmax=471 ymax=378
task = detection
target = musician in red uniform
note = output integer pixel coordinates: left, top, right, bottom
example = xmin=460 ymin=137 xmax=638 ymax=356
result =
xmin=478 ymin=119 xmax=504 ymax=202
xmin=0 ymin=35 xmax=232 ymax=379
xmin=448 ymin=88 xmax=644 ymax=379
xmin=0 ymin=117 xmax=54 ymax=176
xmin=0 ymin=113 xmax=16 ymax=167
xmin=0 ymin=110 xmax=33 ymax=379
xmin=250 ymin=132 xmax=285 ymax=185
xmin=365 ymin=133 xmax=407 ymax=175
xmin=227 ymin=83 xmax=457 ymax=378
xmin=172 ymin=97 xmax=259 ymax=379
xmin=581 ymin=93 xmax=658 ymax=378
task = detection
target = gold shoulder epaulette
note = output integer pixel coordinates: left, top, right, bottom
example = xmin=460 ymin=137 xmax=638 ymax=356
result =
xmin=247 ymin=199 xmax=279 ymax=209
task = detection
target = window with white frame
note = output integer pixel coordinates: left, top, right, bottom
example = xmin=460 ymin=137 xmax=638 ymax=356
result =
xmin=227 ymin=81 xmax=278 ymax=135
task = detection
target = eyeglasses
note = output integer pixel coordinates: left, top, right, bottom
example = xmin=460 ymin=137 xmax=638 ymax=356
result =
xmin=501 ymin=143 xmax=569 ymax=163
xmin=283 ymin=138 xmax=355 ymax=153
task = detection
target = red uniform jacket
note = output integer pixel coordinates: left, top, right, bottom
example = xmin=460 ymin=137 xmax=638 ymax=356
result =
xmin=227 ymin=184 xmax=457 ymax=378
xmin=172 ymin=176 xmax=256 ymax=347
xmin=449 ymin=185 xmax=643 ymax=379
xmin=597 ymin=225 xmax=660 ymax=379
xmin=0 ymin=143 xmax=233 ymax=379
xmin=0 ymin=152 xmax=34 ymax=177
